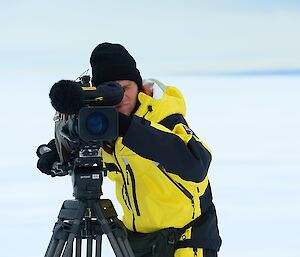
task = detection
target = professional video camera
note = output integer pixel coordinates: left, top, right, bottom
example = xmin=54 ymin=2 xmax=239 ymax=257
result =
xmin=51 ymin=76 xmax=122 ymax=162
xmin=42 ymin=75 xmax=135 ymax=257
xmin=47 ymin=75 xmax=124 ymax=198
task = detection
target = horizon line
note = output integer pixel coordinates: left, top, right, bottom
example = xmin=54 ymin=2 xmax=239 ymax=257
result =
xmin=165 ymin=68 xmax=300 ymax=77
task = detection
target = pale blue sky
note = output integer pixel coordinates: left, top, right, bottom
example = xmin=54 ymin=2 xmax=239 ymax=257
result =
xmin=1 ymin=0 xmax=300 ymax=81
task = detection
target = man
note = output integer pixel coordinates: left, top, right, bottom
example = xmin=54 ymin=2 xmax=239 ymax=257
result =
xmin=38 ymin=43 xmax=221 ymax=257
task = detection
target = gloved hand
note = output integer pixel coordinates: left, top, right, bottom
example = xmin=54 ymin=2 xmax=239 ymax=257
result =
xmin=36 ymin=139 xmax=60 ymax=175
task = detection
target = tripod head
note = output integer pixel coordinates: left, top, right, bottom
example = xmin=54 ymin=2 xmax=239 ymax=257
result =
xmin=48 ymin=140 xmax=107 ymax=200
xmin=71 ymin=142 xmax=106 ymax=200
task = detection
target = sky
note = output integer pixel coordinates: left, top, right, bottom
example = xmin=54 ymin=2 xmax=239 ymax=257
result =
xmin=0 ymin=1 xmax=300 ymax=256
xmin=1 ymin=0 xmax=300 ymax=80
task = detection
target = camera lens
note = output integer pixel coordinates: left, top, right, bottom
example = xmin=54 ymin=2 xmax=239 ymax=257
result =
xmin=79 ymin=106 xmax=118 ymax=141
xmin=85 ymin=112 xmax=108 ymax=136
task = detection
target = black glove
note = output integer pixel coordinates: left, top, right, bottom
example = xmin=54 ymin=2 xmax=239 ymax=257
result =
xmin=36 ymin=139 xmax=60 ymax=175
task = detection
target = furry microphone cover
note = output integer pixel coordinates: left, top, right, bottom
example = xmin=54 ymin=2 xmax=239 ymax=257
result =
xmin=49 ymin=80 xmax=85 ymax=114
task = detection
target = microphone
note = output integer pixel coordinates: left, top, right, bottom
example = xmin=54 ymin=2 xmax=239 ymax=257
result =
xmin=49 ymin=80 xmax=124 ymax=114
xmin=49 ymin=80 xmax=84 ymax=114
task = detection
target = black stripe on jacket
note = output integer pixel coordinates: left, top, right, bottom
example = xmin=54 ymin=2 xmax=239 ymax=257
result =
xmin=122 ymin=114 xmax=211 ymax=182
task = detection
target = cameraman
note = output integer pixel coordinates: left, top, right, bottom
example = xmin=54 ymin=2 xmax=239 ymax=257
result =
xmin=37 ymin=43 xmax=221 ymax=257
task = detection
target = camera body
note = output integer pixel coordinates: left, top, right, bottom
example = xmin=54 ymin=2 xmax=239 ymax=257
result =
xmin=52 ymin=76 xmax=123 ymax=166
xmin=50 ymin=76 xmax=123 ymax=199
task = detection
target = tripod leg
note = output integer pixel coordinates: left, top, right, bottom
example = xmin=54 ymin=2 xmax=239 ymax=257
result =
xmin=95 ymin=235 xmax=102 ymax=257
xmin=62 ymin=233 xmax=76 ymax=257
xmin=115 ymin=237 xmax=135 ymax=257
xmin=92 ymin=201 xmax=135 ymax=257
xmin=62 ymin=219 xmax=83 ymax=257
xmin=75 ymin=238 xmax=82 ymax=257
xmin=87 ymin=238 xmax=93 ymax=257
xmin=92 ymin=202 xmax=123 ymax=256
xmin=45 ymin=235 xmax=59 ymax=257
xmin=45 ymin=220 xmax=73 ymax=257
xmin=53 ymin=239 xmax=67 ymax=257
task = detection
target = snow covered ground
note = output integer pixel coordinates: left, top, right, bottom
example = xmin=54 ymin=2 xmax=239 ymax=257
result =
xmin=0 ymin=75 xmax=299 ymax=256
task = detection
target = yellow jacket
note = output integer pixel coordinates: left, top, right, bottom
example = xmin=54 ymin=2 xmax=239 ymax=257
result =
xmin=102 ymin=84 xmax=216 ymax=234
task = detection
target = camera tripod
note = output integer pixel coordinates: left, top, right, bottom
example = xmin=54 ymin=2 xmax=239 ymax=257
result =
xmin=44 ymin=165 xmax=135 ymax=257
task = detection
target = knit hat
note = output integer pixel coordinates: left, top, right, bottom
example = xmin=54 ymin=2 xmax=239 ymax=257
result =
xmin=90 ymin=42 xmax=143 ymax=90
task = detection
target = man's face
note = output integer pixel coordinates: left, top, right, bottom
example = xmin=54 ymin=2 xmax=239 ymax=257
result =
xmin=115 ymin=80 xmax=139 ymax=116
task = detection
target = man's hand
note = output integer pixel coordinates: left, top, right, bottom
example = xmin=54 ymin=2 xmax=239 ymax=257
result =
xmin=36 ymin=139 xmax=60 ymax=175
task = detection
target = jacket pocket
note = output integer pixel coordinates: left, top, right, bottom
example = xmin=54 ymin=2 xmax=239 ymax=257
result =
xmin=157 ymin=163 xmax=195 ymax=219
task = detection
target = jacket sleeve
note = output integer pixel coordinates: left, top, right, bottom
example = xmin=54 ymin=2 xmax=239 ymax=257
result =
xmin=122 ymin=114 xmax=212 ymax=182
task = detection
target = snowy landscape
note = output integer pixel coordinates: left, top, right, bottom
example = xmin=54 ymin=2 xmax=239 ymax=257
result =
xmin=0 ymin=75 xmax=299 ymax=257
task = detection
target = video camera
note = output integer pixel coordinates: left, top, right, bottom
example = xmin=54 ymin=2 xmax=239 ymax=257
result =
xmin=41 ymin=75 xmax=136 ymax=257
xmin=48 ymin=75 xmax=124 ymax=199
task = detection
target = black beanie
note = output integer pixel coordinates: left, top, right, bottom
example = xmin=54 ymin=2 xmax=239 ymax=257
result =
xmin=90 ymin=42 xmax=143 ymax=90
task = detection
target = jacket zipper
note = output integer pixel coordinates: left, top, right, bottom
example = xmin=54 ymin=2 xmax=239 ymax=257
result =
xmin=113 ymin=150 xmax=137 ymax=231
xmin=104 ymin=162 xmax=131 ymax=210
xmin=142 ymin=105 xmax=153 ymax=118
xmin=126 ymin=170 xmax=130 ymax=185
xmin=123 ymin=158 xmax=141 ymax=216
xmin=158 ymin=164 xmax=195 ymax=219
xmin=193 ymin=248 xmax=198 ymax=256
xmin=143 ymin=104 xmax=194 ymax=216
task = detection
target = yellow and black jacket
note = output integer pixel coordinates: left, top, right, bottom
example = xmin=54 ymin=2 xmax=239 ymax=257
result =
xmin=101 ymin=83 xmax=221 ymax=251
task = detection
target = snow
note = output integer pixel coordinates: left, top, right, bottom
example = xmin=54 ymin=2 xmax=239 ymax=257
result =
xmin=0 ymin=75 xmax=299 ymax=256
